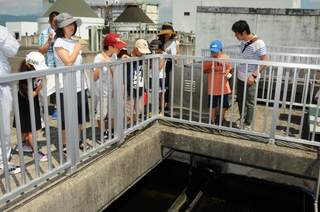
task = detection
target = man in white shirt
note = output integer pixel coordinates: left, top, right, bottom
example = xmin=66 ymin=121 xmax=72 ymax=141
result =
xmin=0 ymin=26 xmax=21 ymax=174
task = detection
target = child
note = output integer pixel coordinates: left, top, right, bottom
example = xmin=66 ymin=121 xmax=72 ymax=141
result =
xmin=13 ymin=52 xmax=48 ymax=161
xmin=149 ymin=39 xmax=167 ymax=115
xmin=203 ymin=40 xmax=232 ymax=125
xmin=126 ymin=39 xmax=151 ymax=126
xmin=93 ymin=33 xmax=127 ymax=139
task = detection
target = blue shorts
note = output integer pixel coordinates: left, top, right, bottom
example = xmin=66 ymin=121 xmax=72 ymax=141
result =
xmin=208 ymin=94 xmax=229 ymax=108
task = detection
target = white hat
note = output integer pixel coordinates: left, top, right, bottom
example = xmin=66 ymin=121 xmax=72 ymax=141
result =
xmin=26 ymin=52 xmax=48 ymax=70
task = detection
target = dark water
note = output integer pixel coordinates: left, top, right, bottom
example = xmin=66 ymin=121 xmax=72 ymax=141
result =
xmin=105 ymin=159 xmax=316 ymax=212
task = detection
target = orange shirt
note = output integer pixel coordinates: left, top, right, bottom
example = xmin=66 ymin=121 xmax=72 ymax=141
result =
xmin=203 ymin=54 xmax=232 ymax=95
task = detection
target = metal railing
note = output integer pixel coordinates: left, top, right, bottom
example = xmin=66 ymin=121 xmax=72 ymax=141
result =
xmin=0 ymin=52 xmax=320 ymax=204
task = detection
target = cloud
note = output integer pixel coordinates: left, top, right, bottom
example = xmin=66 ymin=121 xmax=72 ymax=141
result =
xmin=0 ymin=0 xmax=42 ymax=15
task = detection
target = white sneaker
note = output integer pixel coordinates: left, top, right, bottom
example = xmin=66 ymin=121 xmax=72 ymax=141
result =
xmin=0 ymin=163 xmax=21 ymax=174
xmin=243 ymin=124 xmax=252 ymax=131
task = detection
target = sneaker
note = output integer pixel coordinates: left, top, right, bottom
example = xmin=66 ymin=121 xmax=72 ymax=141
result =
xmin=52 ymin=109 xmax=57 ymax=120
xmin=243 ymin=124 xmax=252 ymax=131
xmin=32 ymin=151 xmax=48 ymax=161
xmin=127 ymin=122 xmax=137 ymax=129
xmin=14 ymin=142 xmax=33 ymax=153
xmin=0 ymin=163 xmax=21 ymax=174
xmin=104 ymin=130 xmax=114 ymax=140
xmin=103 ymin=131 xmax=108 ymax=139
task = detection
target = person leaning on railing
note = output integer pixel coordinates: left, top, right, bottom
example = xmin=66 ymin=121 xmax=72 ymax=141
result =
xmin=203 ymin=40 xmax=232 ymax=126
xmin=53 ymin=13 xmax=90 ymax=153
xmin=158 ymin=22 xmax=180 ymax=111
xmin=0 ymin=26 xmax=21 ymax=174
xmin=93 ymin=33 xmax=128 ymax=140
xmin=231 ymin=20 xmax=268 ymax=131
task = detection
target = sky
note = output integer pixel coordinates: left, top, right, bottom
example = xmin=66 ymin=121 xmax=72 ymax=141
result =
xmin=0 ymin=0 xmax=320 ymax=21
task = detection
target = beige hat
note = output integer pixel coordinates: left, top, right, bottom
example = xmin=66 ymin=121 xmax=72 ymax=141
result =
xmin=134 ymin=39 xmax=151 ymax=54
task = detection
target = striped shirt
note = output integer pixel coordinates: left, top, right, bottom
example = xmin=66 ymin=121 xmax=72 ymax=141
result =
xmin=237 ymin=36 xmax=267 ymax=82
xmin=53 ymin=37 xmax=86 ymax=92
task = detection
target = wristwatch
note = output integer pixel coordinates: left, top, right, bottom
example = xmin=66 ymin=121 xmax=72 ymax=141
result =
xmin=251 ymin=74 xmax=257 ymax=79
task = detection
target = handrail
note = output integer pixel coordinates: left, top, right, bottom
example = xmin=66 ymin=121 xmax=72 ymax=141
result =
xmin=1 ymin=53 xmax=320 ymax=205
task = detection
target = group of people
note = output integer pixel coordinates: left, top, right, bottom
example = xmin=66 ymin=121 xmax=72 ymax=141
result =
xmin=0 ymin=16 xmax=267 ymax=174
xmin=204 ymin=20 xmax=267 ymax=131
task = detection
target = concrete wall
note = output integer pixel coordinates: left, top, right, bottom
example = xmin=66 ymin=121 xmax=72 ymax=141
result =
xmin=7 ymin=125 xmax=163 ymax=212
xmin=194 ymin=7 xmax=320 ymax=56
xmin=173 ymin=0 xmax=301 ymax=33
xmin=4 ymin=123 xmax=319 ymax=211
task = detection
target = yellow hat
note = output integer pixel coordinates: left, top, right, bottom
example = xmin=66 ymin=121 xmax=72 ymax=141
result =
xmin=158 ymin=22 xmax=178 ymax=37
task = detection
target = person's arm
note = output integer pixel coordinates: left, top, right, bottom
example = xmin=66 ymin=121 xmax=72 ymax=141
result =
xmin=223 ymin=62 xmax=232 ymax=76
xmin=39 ymin=32 xmax=54 ymax=54
xmin=33 ymin=79 xmax=42 ymax=97
xmin=203 ymin=61 xmax=213 ymax=74
xmin=176 ymin=42 xmax=180 ymax=55
xmin=252 ymin=54 xmax=268 ymax=77
xmin=55 ymin=43 xmax=82 ymax=66
xmin=0 ymin=27 xmax=19 ymax=57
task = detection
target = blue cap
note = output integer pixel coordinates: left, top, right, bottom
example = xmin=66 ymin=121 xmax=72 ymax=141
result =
xmin=209 ymin=40 xmax=223 ymax=53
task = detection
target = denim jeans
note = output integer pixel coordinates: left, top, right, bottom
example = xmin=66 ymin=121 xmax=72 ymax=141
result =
xmin=237 ymin=79 xmax=256 ymax=125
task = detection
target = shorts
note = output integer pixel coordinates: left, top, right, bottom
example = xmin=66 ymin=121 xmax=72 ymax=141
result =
xmin=95 ymin=96 xmax=115 ymax=120
xmin=126 ymin=95 xmax=143 ymax=116
xmin=60 ymin=90 xmax=90 ymax=130
xmin=149 ymin=78 xmax=167 ymax=93
xmin=208 ymin=94 xmax=229 ymax=108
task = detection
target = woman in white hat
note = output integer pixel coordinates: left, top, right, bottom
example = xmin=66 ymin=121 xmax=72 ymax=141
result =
xmin=158 ymin=22 xmax=180 ymax=110
xmin=53 ymin=13 xmax=90 ymax=153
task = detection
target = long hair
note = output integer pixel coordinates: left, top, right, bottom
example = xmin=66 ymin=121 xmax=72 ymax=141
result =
xmin=55 ymin=22 xmax=78 ymax=38
xmin=158 ymin=34 xmax=175 ymax=45
xmin=231 ymin=20 xmax=251 ymax=35
xmin=18 ymin=60 xmax=32 ymax=99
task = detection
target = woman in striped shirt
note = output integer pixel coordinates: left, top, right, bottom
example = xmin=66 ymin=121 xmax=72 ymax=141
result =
xmin=54 ymin=13 xmax=90 ymax=153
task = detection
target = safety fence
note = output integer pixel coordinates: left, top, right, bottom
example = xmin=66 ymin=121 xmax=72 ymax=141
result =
xmin=0 ymin=52 xmax=320 ymax=204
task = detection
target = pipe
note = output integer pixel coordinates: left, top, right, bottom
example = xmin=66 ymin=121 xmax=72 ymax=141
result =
xmin=313 ymin=149 xmax=320 ymax=212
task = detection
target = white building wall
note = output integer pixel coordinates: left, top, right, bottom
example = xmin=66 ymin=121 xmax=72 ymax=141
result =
xmin=6 ymin=22 xmax=38 ymax=39
xmin=173 ymin=0 xmax=301 ymax=33
xmin=38 ymin=17 xmax=104 ymax=40
xmin=194 ymin=7 xmax=320 ymax=56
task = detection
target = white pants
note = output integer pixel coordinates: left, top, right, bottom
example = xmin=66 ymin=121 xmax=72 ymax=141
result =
xmin=0 ymin=85 xmax=12 ymax=165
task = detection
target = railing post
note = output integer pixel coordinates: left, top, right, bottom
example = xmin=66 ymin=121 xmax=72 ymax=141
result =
xmin=113 ymin=64 xmax=125 ymax=146
xmin=63 ymin=70 xmax=79 ymax=174
xmin=151 ymin=58 xmax=160 ymax=118
xmin=268 ymin=66 xmax=284 ymax=145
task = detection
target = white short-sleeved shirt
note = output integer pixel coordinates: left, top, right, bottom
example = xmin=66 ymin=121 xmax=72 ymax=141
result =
xmin=237 ymin=35 xmax=267 ymax=82
xmin=163 ymin=39 xmax=179 ymax=55
xmin=93 ymin=52 xmax=117 ymax=97
xmin=53 ymin=37 xmax=86 ymax=92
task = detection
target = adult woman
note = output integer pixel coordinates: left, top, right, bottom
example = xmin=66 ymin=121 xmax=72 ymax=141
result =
xmin=53 ymin=13 xmax=90 ymax=153
xmin=158 ymin=22 xmax=180 ymax=110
